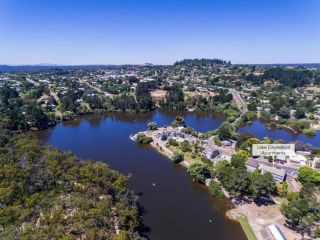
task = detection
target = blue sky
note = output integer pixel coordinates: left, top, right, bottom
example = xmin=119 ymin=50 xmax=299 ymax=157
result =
xmin=0 ymin=0 xmax=319 ymax=65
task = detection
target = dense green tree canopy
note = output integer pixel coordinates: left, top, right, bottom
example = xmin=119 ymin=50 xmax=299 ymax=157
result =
xmin=0 ymin=134 xmax=144 ymax=239
xmin=218 ymin=122 xmax=234 ymax=140
xmin=281 ymin=183 xmax=320 ymax=238
xmin=187 ymin=163 xmax=211 ymax=183
xmin=298 ymin=167 xmax=320 ymax=185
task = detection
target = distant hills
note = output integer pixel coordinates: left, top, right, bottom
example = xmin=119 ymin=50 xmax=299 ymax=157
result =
xmin=0 ymin=62 xmax=320 ymax=73
xmin=252 ymin=63 xmax=320 ymax=68
xmin=0 ymin=64 xmax=114 ymax=72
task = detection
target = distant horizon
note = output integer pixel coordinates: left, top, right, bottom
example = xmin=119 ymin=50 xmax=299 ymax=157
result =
xmin=1 ymin=61 xmax=320 ymax=67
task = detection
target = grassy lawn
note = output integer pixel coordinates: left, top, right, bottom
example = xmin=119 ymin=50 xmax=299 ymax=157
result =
xmin=167 ymin=145 xmax=203 ymax=164
xmin=237 ymin=214 xmax=257 ymax=240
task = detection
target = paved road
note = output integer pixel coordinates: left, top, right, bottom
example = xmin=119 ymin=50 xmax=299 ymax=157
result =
xmin=230 ymin=89 xmax=248 ymax=125
xmin=79 ymin=79 xmax=112 ymax=97
xmin=26 ymin=77 xmax=40 ymax=87
xmin=216 ymin=86 xmax=247 ymax=125
xmin=50 ymin=91 xmax=59 ymax=101
xmin=253 ymin=157 xmax=298 ymax=175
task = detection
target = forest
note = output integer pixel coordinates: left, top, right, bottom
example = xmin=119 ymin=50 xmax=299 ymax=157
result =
xmin=0 ymin=133 xmax=145 ymax=240
xmin=174 ymin=58 xmax=230 ymax=66
xmin=244 ymin=67 xmax=315 ymax=87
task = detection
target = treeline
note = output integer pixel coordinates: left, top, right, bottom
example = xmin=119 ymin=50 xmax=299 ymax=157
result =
xmin=111 ymin=81 xmax=156 ymax=113
xmin=159 ymin=85 xmax=239 ymax=119
xmin=0 ymin=134 xmax=145 ymax=239
xmin=174 ymin=58 xmax=230 ymax=67
xmin=244 ymin=67 xmax=315 ymax=87
xmin=186 ymin=94 xmax=239 ymax=121
xmin=160 ymin=84 xmax=185 ymax=110
xmin=0 ymin=85 xmax=51 ymax=131
xmin=216 ymin=155 xmax=276 ymax=201
xmin=1 ymin=80 xmax=238 ymax=131
xmin=280 ymin=167 xmax=320 ymax=238
xmin=186 ymin=153 xmax=276 ymax=202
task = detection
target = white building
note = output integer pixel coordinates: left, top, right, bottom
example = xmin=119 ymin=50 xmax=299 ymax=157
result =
xmin=289 ymin=154 xmax=307 ymax=166
xmin=268 ymin=224 xmax=287 ymax=240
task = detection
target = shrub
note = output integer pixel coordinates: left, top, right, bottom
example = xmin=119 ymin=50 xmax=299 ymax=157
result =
xmin=161 ymin=134 xmax=168 ymax=141
xmin=227 ymin=116 xmax=236 ymax=123
xmin=148 ymin=122 xmax=157 ymax=131
xmin=168 ymin=138 xmax=179 ymax=146
xmin=182 ymin=126 xmax=197 ymax=136
xmin=303 ymin=128 xmax=316 ymax=136
xmin=172 ymin=152 xmax=184 ymax=163
xmin=298 ymin=166 xmax=320 ymax=185
xmin=208 ymin=181 xmax=224 ymax=199
xmin=180 ymin=140 xmax=191 ymax=152
xmin=187 ymin=163 xmax=211 ymax=182
xmin=214 ymin=137 xmax=221 ymax=146
xmin=200 ymin=156 xmax=213 ymax=168
xmin=172 ymin=116 xmax=185 ymax=127
xmin=136 ymin=133 xmax=153 ymax=144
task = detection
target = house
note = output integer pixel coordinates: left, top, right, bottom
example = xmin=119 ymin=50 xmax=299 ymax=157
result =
xmin=259 ymin=164 xmax=287 ymax=183
xmin=245 ymin=159 xmax=259 ymax=173
xmin=206 ymin=149 xmax=220 ymax=159
xmin=221 ymin=140 xmax=232 ymax=146
xmin=289 ymin=154 xmax=307 ymax=166
xmin=290 ymin=110 xmax=296 ymax=117
xmin=245 ymin=159 xmax=287 ymax=182
xmin=275 ymin=155 xmax=286 ymax=163
xmin=203 ymin=147 xmax=220 ymax=159
xmin=268 ymin=224 xmax=287 ymax=240
xmin=312 ymin=157 xmax=320 ymax=169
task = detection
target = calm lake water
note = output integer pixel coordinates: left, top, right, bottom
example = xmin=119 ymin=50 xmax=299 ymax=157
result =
xmin=239 ymin=120 xmax=320 ymax=147
xmin=37 ymin=110 xmax=246 ymax=240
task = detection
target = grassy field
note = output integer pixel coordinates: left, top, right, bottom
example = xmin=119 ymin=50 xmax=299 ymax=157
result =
xmin=167 ymin=145 xmax=202 ymax=165
xmin=237 ymin=214 xmax=257 ymax=240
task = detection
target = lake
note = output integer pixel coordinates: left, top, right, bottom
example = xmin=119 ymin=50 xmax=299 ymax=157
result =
xmin=36 ymin=110 xmax=320 ymax=239
xmin=239 ymin=120 xmax=320 ymax=147
xmin=36 ymin=110 xmax=246 ymax=240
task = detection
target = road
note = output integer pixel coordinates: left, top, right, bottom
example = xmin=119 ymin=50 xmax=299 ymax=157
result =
xmin=253 ymin=158 xmax=298 ymax=175
xmin=295 ymin=88 xmax=304 ymax=97
xmin=79 ymin=79 xmax=112 ymax=97
xmin=26 ymin=77 xmax=40 ymax=86
xmin=26 ymin=77 xmax=60 ymax=101
xmin=50 ymin=91 xmax=59 ymax=102
xmin=230 ymin=89 xmax=248 ymax=125
xmin=216 ymin=86 xmax=248 ymax=125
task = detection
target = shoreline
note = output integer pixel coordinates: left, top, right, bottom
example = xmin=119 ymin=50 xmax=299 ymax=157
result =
xmin=149 ymin=133 xmax=191 ymax=168
xmin=131 ymin=130 xmax=301 ymax=240
xmin=131 ymin=131 xmax=255 ymax=235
